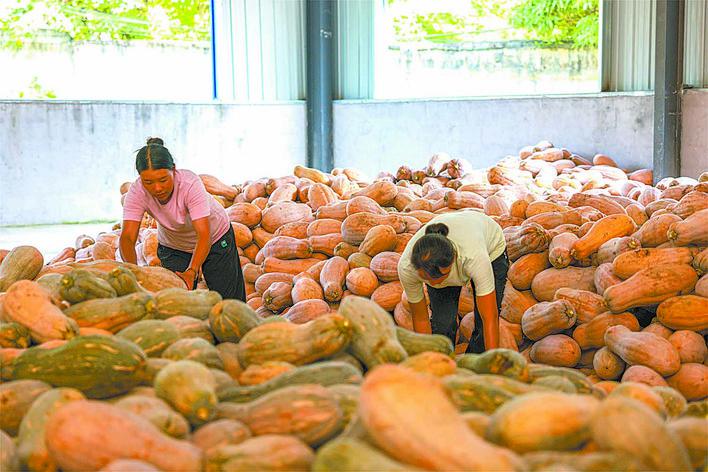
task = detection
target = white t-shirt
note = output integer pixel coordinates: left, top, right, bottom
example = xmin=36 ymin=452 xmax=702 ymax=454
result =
xmin=398 ymin=211 xmax=506 ymax=303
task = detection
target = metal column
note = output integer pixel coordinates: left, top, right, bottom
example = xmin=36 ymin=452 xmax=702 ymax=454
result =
xmin=306 ymin=0 xmax=335 ymax=171
xmin=653 ymin=0 xmax=685 ymax=181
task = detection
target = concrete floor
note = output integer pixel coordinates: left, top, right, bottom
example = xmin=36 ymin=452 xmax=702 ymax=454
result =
xmin=0 ymin=222 xmax=117 ymax=262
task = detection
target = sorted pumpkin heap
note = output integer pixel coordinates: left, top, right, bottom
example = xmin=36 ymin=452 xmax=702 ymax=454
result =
xmin=0 ymin=142 xmax=707 ymax=471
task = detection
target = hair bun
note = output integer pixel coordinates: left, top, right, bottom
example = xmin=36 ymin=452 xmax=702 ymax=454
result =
xmin=425 ymin=223 xmax=449 ymax=237
xmin=146 ymin=137 xmax=164 ymax=146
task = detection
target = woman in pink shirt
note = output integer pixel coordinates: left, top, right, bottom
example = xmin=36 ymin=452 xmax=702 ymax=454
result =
xmin=119 ymin=137 xmax=246 ymax=300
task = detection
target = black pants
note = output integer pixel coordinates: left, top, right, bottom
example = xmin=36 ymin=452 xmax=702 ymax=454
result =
xmin=427 ymin=251 xmax=509 ymax=353
xmin=157 ymin=226 xmax=246 ymax=301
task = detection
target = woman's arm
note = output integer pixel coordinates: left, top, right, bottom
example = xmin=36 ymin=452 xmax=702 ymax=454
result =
xmin=177 ymin=216 xmax=211 ymax=289
xmin=475 ymin=291 xmax=500 ymax=350
xmin=118 ymin=220 xmax=141 ymax=264
xmin=410 ymin=299 xmax=432 ymax=334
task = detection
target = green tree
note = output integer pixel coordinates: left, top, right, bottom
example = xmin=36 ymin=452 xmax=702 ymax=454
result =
xmin=509 ymin=0 xmax=599 ymax=47
xmin=387 ymin=0 xmax=598 ymax=48
xmin=0 ymin=0 xmax=210 ymax=47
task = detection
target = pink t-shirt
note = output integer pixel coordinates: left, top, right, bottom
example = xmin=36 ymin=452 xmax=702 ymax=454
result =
xmin=123 ymin=169 xmax=230 ymax=252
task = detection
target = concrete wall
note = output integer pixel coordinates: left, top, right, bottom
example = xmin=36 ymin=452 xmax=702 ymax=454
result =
xmin=682 ymin=89 xmax=708 ymax=179
xmin=334 ymin=92 xmax=655 ymax=178
xmin=0 ymin=101 xmax=306 ymax=225
xmin=1 ymin=92 xmax=706 ymax=226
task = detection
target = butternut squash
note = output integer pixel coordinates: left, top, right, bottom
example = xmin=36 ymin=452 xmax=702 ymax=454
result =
xmin=570 ymin=214 xmax=636 ymax=260
xmin=656 ymin=295 xmax=708 ymax=331
xmin=572 ymin=311 xmax=640 ymax=349
xmin=667 ymin=208 xmax=708 ymax=246
xmin=604 ymin=325 xmax=681 ymax=376
xmin=359 ymin=364 xmax=520 ymax=470
xmin=612 ymin=247 xmax=694 ymax=279
xmin=632 ymin=213 xmax=681 ymax=247
xmin=604 ymin=264 xmax=697 ymax=313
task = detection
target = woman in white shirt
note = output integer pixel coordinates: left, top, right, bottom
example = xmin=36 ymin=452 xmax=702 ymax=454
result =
xmin=397 ymin=211 xmax=509 ymax=353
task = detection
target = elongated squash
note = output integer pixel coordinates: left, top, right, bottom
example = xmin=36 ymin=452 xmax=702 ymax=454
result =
xmin=487 ymin=392 xmax=599 ymax=453
xmin=221 ymin=361 xmax=361 ymax=403
xmin=45 ymin=400 xmax=203 ymax=471
xmin=161 ymin=337 xmax=223 ymax=369
xmin=3 ymin=280 xmax=79 ymax=343
xmin=590 ymin=396 xmax=691 ymax=471
xmin=16 ymin=387 xmax=86 ymax=472
xmin=604 ymin=325 xmax=681 ymax=377
xmin=206 ymin=434 xmax=313 ymax=472
xmin=116 ymin=319 xmax=180 ymax=357
xmin=521 ymin=300 xmax=576 ymax=341
xmin=531 ymin=267 xmax=596 ymax=302
xmin=154 ymin=360 xmax=218 ymax=427
xmin=0 ymin=380 xmax=52 ymax=436
xmin=59 ymin=269 xmax=117 ymax=304
xmin=312 ymin=438 xmax=411 ymax=472
xmin=114 ymin=394 xmax=190 ymax=439
xmin=612 ymin=247 xmax=694 ymax=279
xmin=656 ymin=295 xmax=708 ymax=331
xmin=359 ymin=364 xmax=521 ymax=470
xmin=0 ymin=246 xmax=44 ymax=291
xmin=604 ymin=264 xmax=697 ymax=313
xmin=570 ymin=214 xmax=636 ymax=260
xmin=154 ymin=288 xmax=222 ymax=320
xmin=218 ymin=384 xmax=343 ymax=446
xmin=553 ymin=288 xmax=606 ymax=324
xmin=237 ymin=313 xmax=352 ymax=367
xmin=338 ymin=296 xmax=408 ymax=369
xmin=209 ymin=299 xmax=261 ymax=343
xmin=64 ymin=292 xmax=156 ymax=333
xmin=11 ymin=335 xmax=147 ymax=398
xmin=572 ymin=311 xmax=640 ymax=349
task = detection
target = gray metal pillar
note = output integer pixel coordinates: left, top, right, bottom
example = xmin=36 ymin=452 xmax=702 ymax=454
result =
xmin=653 ymin=0 xmax=685 ymax=181
xmin=306 ymin=0 xmax=335 ymax=171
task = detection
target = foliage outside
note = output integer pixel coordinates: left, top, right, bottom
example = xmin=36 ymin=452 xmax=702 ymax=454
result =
xmin=389 ymin=0 xmax=599 ymax=48
xmin=0 ymin=0 xmax=210 ymax=48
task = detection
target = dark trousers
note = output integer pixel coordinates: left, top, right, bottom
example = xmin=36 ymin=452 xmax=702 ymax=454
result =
xmin=157 ymin=225 xmax=246 ymax=301
xmin=427 ymin=251 xmax=509 ymax=353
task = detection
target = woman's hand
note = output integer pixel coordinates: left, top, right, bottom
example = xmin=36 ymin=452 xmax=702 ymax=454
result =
xmin=476 ymin=291 xmax=500 ymax=350
xmin=410 ymin=299 xmax=432 ymax=334
xmin=176 ymin=268 xmax=196 ymax=290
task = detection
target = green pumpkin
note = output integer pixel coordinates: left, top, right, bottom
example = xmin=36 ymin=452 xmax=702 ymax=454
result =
xmin=59 ymin=269 xmax=117 ymax=304
xmin=338 ymin=295 xmax=407 ymax=369
xmin=116 ymin=319 xmax=180 ymax=357
xmin=107 ymin=266 xmax=146 ymax=296
xmin=154 ymin=360 xmax=218 ymax=427
xmin=217 ymin=384 xmax=343 ymax=447
xmin=0 ymin=322 xmax=31 ymax=349
xmin=161 ymin=337 xmax=223 ymax=369
xmin=652 ymin=386 xmax=687 ymax=418
xmin=11 ymin=335 xmax=147 ymax=398
xmin=456 ymin=348 xmax=529 ymax=381
xmin=443 ymin=374 xmax=516 ymax=414
xmin=220 ymin=361 xmax=362 ymax=403
xmin=155 ymin=287 xmax=222 ymax=320
xmin=166 ymin=316 xmax=215 ymax=343
xmin=527 ymin=364 xmax=594 ymax=394
xmin=313 ymin=438 xmax=412 ymax=472
xmin=208 ymin=299 xmax=261 ymax=343
xmin=533 ymin=375 xmax=578 ymax=394
xmin=395 ymin=326 xmax=454 ymax=356
xmin=63 ymin=292 xmax=157 ymax=333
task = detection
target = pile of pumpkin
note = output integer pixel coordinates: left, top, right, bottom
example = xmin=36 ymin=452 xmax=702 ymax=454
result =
xmin=0 ymin=141 xmax=707 ymax=471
